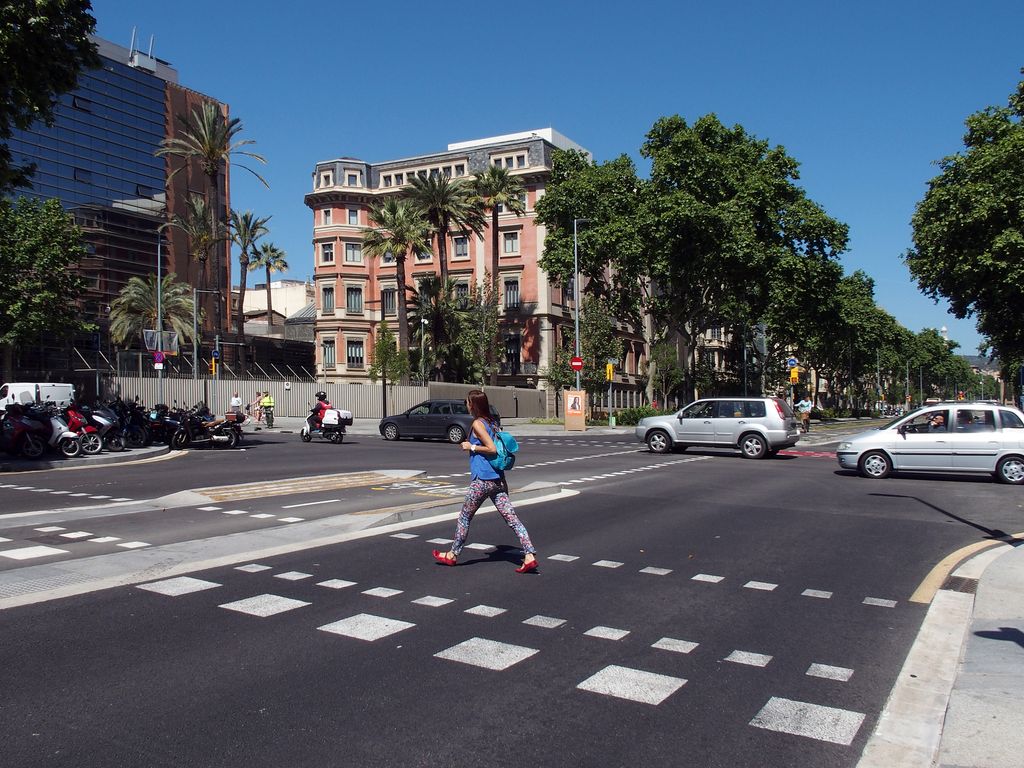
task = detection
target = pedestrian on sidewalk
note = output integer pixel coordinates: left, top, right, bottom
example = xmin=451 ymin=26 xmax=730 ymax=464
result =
xmin=259 ymin=390 xmax=275 ymax=428
xmin=250 ymin=391 xmax=263 ymax=423
xmin=432 ymin=388 xmax=538 ymax=574
xmin=230 ymin=392 xmax=243 ymax=419
xmin=796 ymin=395 xmax=813 ymax=433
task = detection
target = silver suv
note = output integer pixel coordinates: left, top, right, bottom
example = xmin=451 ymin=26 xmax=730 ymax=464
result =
xmin=837 ymin=401 xmax=1024 ymax=483
xmin=635 ymin=397 xmax=801 ymax=458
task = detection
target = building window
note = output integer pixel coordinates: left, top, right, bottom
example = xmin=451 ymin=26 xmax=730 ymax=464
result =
xmin=383 ymin=175 xmax=392 ymax=187
xmin=394 ymin=172 xmax=404 ymax=184
xmin=346 ymin=286 xmax=363 ymax=313
xmin=455 ymin=282 xmax=469 ymax=309
xmin=516 ymin=154 xmax=526 ymax=168
xmin=505 ymin=334 xmax=521 ymax=375
xmin=503 ymin=231 xmax=519 ymax=254
xmin=454 ymin=164 xmax=465 ymax=177
xmin=416 ymin=250 xmax=432 ymax=262
xmin=348 ymin=209 xmax=358 ymax=225
xmin=345 ymin=242 xmax=362 ymax=263
xmin=382 ymin=250 xmax=395 ymax=264
xmin=72 ymin=96 xmax=92 ymax=112
xmin=347 ymin=172 xmax=359 ymax=186
xmin=504 ymin=279 xmax=520 ymax=309
xmin=321 ymin=242 xmax=334 ymax=263
xmin=347 ymin=340 xmax=364 ymax=368
xmin=319 ymin=171 xmax=333 ymax=187
xmin=710 ymin=326 xmax=722 ymax=341
xmin=322 ymin=339 xmax=336 ymax=368
xmin=322 ymin=286 xmax=334 ymax=313
xmin=453 ymin=236 xmax=468 ymax=258
xmin=74 ymin=167 xmax=92 ymax=183
xmin=322 ymin=208 xmax=331 ymax=225
xmin=382 ymin=288 xmax=397 ymax=316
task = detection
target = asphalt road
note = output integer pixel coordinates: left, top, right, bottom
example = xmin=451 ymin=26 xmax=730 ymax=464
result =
xmin=1 ymin=432 xmax=1022 ymax=767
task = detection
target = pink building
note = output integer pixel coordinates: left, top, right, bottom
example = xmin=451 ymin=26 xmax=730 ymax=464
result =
xmin=304 ymin=129 xmax=647 ymax=402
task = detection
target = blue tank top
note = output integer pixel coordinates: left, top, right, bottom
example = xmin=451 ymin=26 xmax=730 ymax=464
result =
xmin=469 ymin=419 xmax=500 ymax=480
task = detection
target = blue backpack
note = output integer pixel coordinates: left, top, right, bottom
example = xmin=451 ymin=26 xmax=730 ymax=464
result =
xmin=487 ymin=428 xmax=519 ymax=472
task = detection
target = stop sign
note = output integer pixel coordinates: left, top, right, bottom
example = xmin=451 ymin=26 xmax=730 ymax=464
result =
xmin=570 ymin=356 xmax=584 ymax=371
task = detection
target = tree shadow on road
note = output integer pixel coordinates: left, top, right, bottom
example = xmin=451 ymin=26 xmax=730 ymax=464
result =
xmin=974 ymin=626 xmax=1024 ymax=650
xmin=869 ymin=492 xmax=1023 ymax=544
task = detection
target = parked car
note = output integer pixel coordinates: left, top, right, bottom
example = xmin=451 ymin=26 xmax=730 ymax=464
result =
xmin=635 ymin=396 xmax=801 ymax=458
xmin=379 ymin=399 xmax=500 ymax=444
xmin=837 ymin=402 xmax=1024 ymax=484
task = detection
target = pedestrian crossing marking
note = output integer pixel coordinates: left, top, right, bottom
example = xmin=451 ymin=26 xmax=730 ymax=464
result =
xmin=744 ymin=580 xmax=778 ymax=591
xmin=219 ymin=594 xmax=310 ymax=617
xmin=317 ymin=579 xmax=357 ymax=589
xmin=584 ymin=626 xmax=630 ymax=641
xmin=362 ymin=587 xmax=403 ymax=598
xmin=195 ymin=471 xmax=399 ymax=502
xmin=577 ymin=665 xmax=687 ymax=705
xmin=652 ymin=637 xmax=699 ymax=654
xmin=274 ymin=571 xmax=313 ymax=581
xmin=749 ymin=696 xmax=865 ymax=746
xmin=412 ymin=595 xmax=454 ymax=608
xmin=0 ymin=545 xmax=69 ymax=560
xmin=806 ymin=663 xmax=854 ymax=682
xmin=319 ymin=613 xmax=415 ymax=642
xmin=435 ymin=637 xmax=538 ymax=671
xmin=725 ymin=650 xmax=773 ymax=667
xmin=236 ymin=563 xmax=272 ymax=572
xmin=523 ymin=615 xmax=567 ymax=629
xmin=137 ymin=577 xmax=221 ymax=596
xmin=863 ymin=597 xmax=897 ymax=608
xmin=640 ymin=567 xmax=673 ymax=576
xmin=465 ymin=604 xmax=506 ymax=617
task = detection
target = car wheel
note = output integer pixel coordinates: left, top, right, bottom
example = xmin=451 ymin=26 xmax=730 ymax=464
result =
xmin=859 ymin=450 xmax=892 ymax=479
xmin=80 ymin=432 xmax=103 ymax=455
xmin=20 ymin=433 xmax=46 ymax=459
xmin=382 ymin=423 xmax=399 ymax=441
xmin=995 ymin=455 xmax=1024 ymax=485
xmin=447 ymin=425 xmax=466 ymax=444
xmin=646 ymin=430 xmax=671 ymax=454
xmin=739 ymin=432 xmax=768 ymax=459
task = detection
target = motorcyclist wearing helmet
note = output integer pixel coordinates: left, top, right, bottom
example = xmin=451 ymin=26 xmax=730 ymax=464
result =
xmin=311 ymin=390 xmax=332 ymax=429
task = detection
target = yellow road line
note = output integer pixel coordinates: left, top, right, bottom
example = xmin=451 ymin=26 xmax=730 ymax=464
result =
xmin=909 ymin=531 xmax=1024 ymax=604
xmin=197 ymin=472 xmax=395 ymax=502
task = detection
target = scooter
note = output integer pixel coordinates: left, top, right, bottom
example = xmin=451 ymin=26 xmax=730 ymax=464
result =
xmin=24 ymin=403 xmax=81 ymax=458
xmin=0 ymin=404 xmax=47 ymax=459
xmin=301 ymin=405 xmax=353 ymax=444
xmin=64 ymin=402 xmax=104 ymax=455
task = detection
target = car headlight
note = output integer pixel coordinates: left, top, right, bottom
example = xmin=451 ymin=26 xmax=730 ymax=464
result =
xmin=837 ymin=442 xmax=852 ymax=451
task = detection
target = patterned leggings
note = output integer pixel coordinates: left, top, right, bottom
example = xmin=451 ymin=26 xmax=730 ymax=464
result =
xmin=451 ymin=477 xmax=536 ymax=557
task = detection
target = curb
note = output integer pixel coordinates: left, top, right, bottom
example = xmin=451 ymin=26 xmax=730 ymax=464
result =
xmin=0 ymin=444 xmax=170 ymax=473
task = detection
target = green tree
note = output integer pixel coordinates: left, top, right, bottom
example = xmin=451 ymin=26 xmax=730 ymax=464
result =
xmin=156 ymin=102 xmax=267 ymax=334
xmin=405 ymin=173 xmax=485 ymax=283
xmin=167 ymin=193 xmax=227 ymax=292
xmin=362 ymin=198 xmax=431 ymax=357
xmin=646 ymin=340 xmax=684 ymax=407
xmin=456 ymin=277 xmax=501 ymax=385
xmin=248 ymin=242 xmax=288 ymax=328
xmin=0 ymin=197 xmax=92 ymax=378
xmin=229 ymin=210 xmax=270 ymax=335
xmin=538 ymin=344 xmax=575 ymax=417
xmin=409 ymin=275 xmax=470 ymax=382
xmin=109 ymin=273 xmax=195 ymax=348
xmin=0 ymin=0 xmax=100 ymax=191
xmin=475 ymin=167 xmax=526 ymax=385
xmin=564 ymin=296 xmax=619 ymax=413
xmin=367 ymin=319 xmax=410 ymax=386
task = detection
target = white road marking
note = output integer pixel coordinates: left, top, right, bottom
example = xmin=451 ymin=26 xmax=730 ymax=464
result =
xmin=692 ymin=573 xmax=724 ymax=583
xmin=116 ymin=541 xmax=150 ymax=549
xmin=111 ymin=498 xmax=132 ymax=502
xmin=390 ymin=533 xmax=418 ymax=540
xmin=235 ymin=564 xmax=272 ymax=573
xmin=434 ymin=637 xmax=538 ymax=671
xmin=523 ymin=615 xmax=566 ymax=629
xmin=281 ymin=499 xmax=340 ymax=509
xmin=317 ymin=579 xmax=357 ymax=589
xmin=362 ymin=587 xmax=403 ymax=598
xmin=137 ymin=577 xmax=221 ymax=596
xmin=221 ymin=509 xmax=249 ymax=515
xmin=427 ymin=538 xmax=453 ymax=545
xmin=548 ymin=554 xmax=579 ymax=562
xmin=744 ymin=580 xmax=778 ymax=591
xmin=577 ymin=665 xmax=687 ymax=705
xmin=250 ymin=513 xmax=275 ymax=519
xmin=0 ymin=537 xmax=9 ymax=543
xmin=49 ymin=490 xmax=71 ymax=495
xmin=59 ymin=531 xmax=93 ymax=539
xmin=802 ymin=589 xmax=833 ymax=599
xmin=465 ymin=543 xmax=495 ymax=551
xmin=88 ymin=536 xmax=120 ymax=543
xmin=806 ymin=663 xmax=854 ymax=682
xmin=465 ymin=605 xmax=506 ymax=617
xmin=652 ymin=637 xmax=699 ymax=654
xmin=220 ymin=594 xmax=310 ymax=617
xmin=34 ymin=526 xmax=65 ymax=532
xmin=319 ymin=613 xmax=415 ymax=641
xmin=198 ymin=506 xmax=221 ymax=511
xmin=274 ymin=571 xmax=313 ymax=581
xmin=593 ymin=560 xmax=624 ymax=568
xmin=584 ymin=626 xmax=630 ymax=641
xmin=412 ymin=595 xmax=454 ymax=607
xmin=0 ymin=545 xmax=69 ymax=560
xmin=89 ymin=495 xmax=111 ymax=500
xmin=749 ymin=696 xmax=865 ymax=745
xmin=279 ymin=517 xmax=304 ymax=523
xmin=863 ymin=597 xmax=897 ymax=608
xmin=725 ymin=650 xmax=773 ymax=667
xmin=640 ymin=566 xmax=673 ymax=576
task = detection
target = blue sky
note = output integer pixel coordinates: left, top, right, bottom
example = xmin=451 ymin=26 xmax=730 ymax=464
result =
xmin=92 ymin=0 xmax=1024 ymax=354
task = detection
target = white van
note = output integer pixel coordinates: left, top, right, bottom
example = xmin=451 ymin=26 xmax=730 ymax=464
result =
xmin=0 ymin=382 xmax=76 ymax=413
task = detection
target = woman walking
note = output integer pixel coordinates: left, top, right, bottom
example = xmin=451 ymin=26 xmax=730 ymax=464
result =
xmin=432 ymin=389 xmax=538 ymax=573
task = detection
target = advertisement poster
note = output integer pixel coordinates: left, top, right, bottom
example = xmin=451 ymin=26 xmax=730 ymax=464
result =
xmin=564 ymin=390 xmax=586 ymax=432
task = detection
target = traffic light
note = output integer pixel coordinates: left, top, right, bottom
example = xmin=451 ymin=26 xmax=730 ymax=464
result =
xmin=606 ymin=363 xmax=614 ymax=381
xmin=210 ymin=359 xmax=217 ymax=375
xmin=789 ymin=367 xmax=799 ymax=384
xmin=957 ymin=390 xmax=965 ymax=400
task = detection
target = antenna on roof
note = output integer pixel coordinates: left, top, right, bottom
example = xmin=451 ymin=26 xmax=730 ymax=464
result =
xmin=129 ymin=26 xmax=137 ymax=55
xmin=148 ymin=35 xmax=155 ymax=57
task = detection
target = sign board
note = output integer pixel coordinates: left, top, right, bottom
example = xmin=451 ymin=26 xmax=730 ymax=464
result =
xmin=154 ymin=362 xmax=164 ymax=370
xmin=570 ymin=356 xmax=584 ymax=372
xmin=564 ymin=390 xmax=586 ymax=432
xmin=212 ymin=349 xmax=220 ymax=359
xmin=153 ymin=351 xmax=165 ymax=364
xmin=787 ymin=357 xmax=799 ymax=369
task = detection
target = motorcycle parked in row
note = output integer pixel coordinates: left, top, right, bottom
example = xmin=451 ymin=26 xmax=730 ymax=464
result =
xmin=171 ymin=403 xmax=239 ymax=450
xmin=23 ymin=403 xmax=81 ymax=458
xmin=0 ymin=404 xmax=47 ymax=459
xmin=107 ymin=397 xmax=152 ymax=449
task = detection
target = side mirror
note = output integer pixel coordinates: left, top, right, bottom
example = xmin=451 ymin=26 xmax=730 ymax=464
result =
xmin=897 ymin=425 xmax=907 ymax=439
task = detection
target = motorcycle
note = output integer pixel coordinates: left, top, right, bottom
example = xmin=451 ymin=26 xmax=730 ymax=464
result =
xmin=24 ymin=403 xmax=81 ymax=458
xmin=146 ymin=403 xmax=184 ymax=446
xmin=89 ymin=402 xmax=126 ymax=452
xmin=171 ymin=404 xmax=239 ymax=450
xmin=0 ymin=404 xmax=47 ymax=459
xmin=301 ymin=404 xmax=353 ymax=444
xmin=64 ymin=402 xmax=104 ymax=455
xmin=108 ymin=397 xmax=151 ymax=448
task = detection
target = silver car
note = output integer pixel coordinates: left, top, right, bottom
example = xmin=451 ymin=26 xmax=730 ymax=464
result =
xmin=836 ymin=402 xmax=1024 ymax=484
xmin=635 ymin=397 xmax=801 ymax=459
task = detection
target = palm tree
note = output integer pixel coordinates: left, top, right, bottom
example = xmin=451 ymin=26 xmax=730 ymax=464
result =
xmin=156 ymin=102 xmax=268 ymax=334
xmin=405 ymin=174 xmax=485 ymax=283
xmin=409 ymin=275 xmax=471 ymax=382
xmin=110 ymin=273 xmax=195 ymax=347
xmin=167 ymin=194 xmax=227 ymax=294
xmin=229 ymin=210 xmax=271 ymax=336
xmin=474 ymin=165 xmax=526 ymax=384
xmin=249 ymin=242 xmax=288 ymax=327
xmin=362 ymin=198 xmax=431 ymax=358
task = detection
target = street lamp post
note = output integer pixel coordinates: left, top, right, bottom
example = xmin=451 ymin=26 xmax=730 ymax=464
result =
xmin=156 ymin=229 xmax=163 ymax=407
xmin=572 ymin=218 xmax=588 ymax=391
xmin=420 ymin=317 xmax=429 ymax=385
xmin=193 ymin=288 xmax=220 ymax=380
